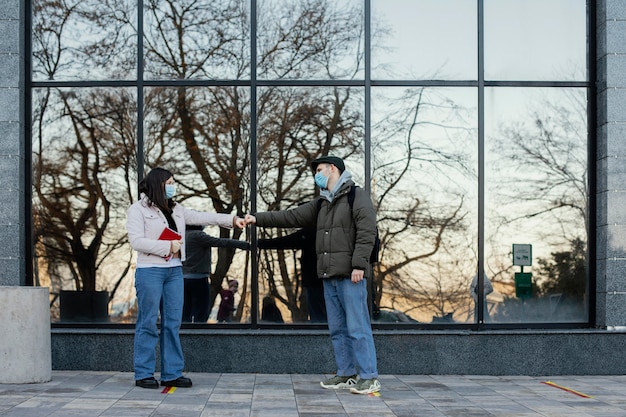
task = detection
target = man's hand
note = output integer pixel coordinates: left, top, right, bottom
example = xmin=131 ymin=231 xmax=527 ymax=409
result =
xmin=351 ymin=268 xmax=364 ymax=283
xmin=233 ymin=216 xmax=246 ymax=229
xmin=244 ymin=214 xmax=256 ymax=225
xmin=170 ymin=240 xmax=182 ymax=254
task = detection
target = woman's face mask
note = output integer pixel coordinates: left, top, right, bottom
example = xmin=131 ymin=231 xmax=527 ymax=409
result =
xmin=314 ymin=166 xmax=330 ymax=189
xmin=165 ymin=183 xmax=177 ymax=199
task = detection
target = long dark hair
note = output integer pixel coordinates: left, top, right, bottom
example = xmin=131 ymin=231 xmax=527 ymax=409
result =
xmin=138 ymin=167 xmax=173 ymax=212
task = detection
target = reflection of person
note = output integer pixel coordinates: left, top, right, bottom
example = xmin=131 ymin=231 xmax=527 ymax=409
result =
xmin=126 ymin=167 xmax=245 ymax=389
xmin=258 ymin=227 xmax=327 ymax=322
xmin=182 ymin=225 xmax=250 ymax=323
xmin=244 ymin=155 xmax=380 ymax=395
xmin=217 ymin=279 xmax=239 ymax=322
xmin=470 ymin=272 xmax=494 ymax=322
xmin=261 ymin=296 xmax=284 ymax=323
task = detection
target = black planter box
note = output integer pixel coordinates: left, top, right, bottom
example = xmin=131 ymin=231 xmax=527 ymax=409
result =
xmin=59 ymin=290 xmax=110 ymax=322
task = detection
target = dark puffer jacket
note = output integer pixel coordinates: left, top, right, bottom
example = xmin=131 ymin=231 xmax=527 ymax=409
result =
xmin=255 ymin=180 xmax=377 ymax=279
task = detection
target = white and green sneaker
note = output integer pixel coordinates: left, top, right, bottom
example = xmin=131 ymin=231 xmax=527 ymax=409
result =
xmin=320 ymin=374 xmax=357 ymax=390
xmin=350 ymin=378 xmax=381 ymax=394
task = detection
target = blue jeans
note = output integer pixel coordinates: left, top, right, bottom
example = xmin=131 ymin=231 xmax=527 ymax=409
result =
xmin=134 ymin=266 xmax=184 ymax=381
xmin=323 ymin=278 xmax=378 ymax=379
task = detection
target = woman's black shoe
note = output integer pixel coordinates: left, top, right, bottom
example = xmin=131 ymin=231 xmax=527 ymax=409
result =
xmin=161 ymin=376 xmax=192 ymax=388
xmin=135 ymin=377 xmax=159 ymax=389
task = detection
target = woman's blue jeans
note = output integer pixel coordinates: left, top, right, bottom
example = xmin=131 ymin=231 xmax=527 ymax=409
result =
xmin=323 ymin=278 xmax=378 ymax=379
xmin=134 ymin=266 xmax=184 ymax=381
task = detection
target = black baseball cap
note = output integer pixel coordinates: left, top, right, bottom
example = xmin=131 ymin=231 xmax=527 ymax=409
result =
xmin=311 ymin=156 xmax=345 ymax=173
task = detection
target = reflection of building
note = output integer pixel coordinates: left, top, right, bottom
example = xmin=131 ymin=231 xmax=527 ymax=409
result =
xmin=4 ymin=1 xmax=626 ymax=375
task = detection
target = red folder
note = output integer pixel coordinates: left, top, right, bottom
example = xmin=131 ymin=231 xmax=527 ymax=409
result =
xmin=158 ymin=227 xmax=181 ymax=241
xmin=159 ymin=227 xmax=181 ymax=261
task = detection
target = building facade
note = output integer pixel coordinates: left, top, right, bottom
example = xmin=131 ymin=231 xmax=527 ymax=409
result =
xmin=2 ymin=0 xmax=626 ymax=374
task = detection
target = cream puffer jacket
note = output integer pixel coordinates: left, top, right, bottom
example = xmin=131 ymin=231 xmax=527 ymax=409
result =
xmin=126 ymin=196 xmax=235 ymax=266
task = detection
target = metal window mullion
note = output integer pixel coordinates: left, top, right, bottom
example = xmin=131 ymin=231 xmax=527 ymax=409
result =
xmin=365 ymin=0 xmax=374 ymax=321
xmin=250 ymin=0 xmax=259 ymax=326
xmin=25 ymin=0 xmax=34 ymax=285
xmin=137 ymin=0 xmax=145 ymax=182
xmin=365 ymin=0 xmax=371 ymax=189
xmin=477 ymin=0 xmax=485 ymax=327
xmin=586 ymin=0 xmax=597 ymax=327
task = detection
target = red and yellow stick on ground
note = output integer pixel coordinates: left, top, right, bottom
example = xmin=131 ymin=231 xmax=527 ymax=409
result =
xmin=541 ymin=381 xmax=593 ymax=398
xmin=161 ymin=386 xmax=176 ymax=394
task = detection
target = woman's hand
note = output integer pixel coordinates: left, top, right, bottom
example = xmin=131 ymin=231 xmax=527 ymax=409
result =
xmin=233 ymin=216 xmax=246 ymax=229
xmin=170 ymin=240 xmax=182 ymax=254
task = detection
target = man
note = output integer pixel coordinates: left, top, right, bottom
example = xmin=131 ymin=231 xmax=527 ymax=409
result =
xmin=245 ymin=155 xmax=380 ymax=394
xmin=470 ymin=272 xmax=494 ymax=323
xmin=182 ymin=225 xmax=250 ymax=323
xmin=257 ymin=226 xmax=327 ymax=323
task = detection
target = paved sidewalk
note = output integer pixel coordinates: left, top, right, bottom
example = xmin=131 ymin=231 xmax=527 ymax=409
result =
xmin=2 ymin=371 xmax=626 ymax=416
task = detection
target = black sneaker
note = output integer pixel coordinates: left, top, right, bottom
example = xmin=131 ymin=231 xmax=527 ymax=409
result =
xmin=161 ymin=376 xmax=192 ymax=388
xmin=135 ymin=377 xmax=159 ymax=389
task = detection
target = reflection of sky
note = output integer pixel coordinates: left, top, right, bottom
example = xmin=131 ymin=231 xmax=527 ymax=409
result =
xmin=372 ymin=0 xmax=477 ymax=80
xmin=485 ymin=0 xmax=587 ymax=81
xmin=370 ymin=86 xmax=479 ymax=281
xmin=371 ymin=86 xmax=478 ymax=195
xmin=33 ymin=0 xmax=587 ymax=82
xmin=371 ymin=0 xmax=586 ymax=81
xmin=484 ymin=87 xmax=588 ymax=270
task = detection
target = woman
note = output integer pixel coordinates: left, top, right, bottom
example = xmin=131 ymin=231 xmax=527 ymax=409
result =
xmin=217 ymin=279 xmax=239 ymax=322
xmin=126 ymin=167 xmax=245 ymax=389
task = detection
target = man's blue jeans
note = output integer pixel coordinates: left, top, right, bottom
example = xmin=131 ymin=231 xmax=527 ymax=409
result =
xmin=134 ymin=266 xmax=184 ymax=381
xmin=323 ymin=278 xmax=378 ymax=379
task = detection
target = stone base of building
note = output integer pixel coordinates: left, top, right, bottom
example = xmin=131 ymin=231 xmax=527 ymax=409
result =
xmin=51 ymin=328 xmax=625 ymax=375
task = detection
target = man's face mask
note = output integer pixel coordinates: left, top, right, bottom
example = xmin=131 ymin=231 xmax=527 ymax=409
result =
xmin=314 ymin=165 xmax=330 ymax=189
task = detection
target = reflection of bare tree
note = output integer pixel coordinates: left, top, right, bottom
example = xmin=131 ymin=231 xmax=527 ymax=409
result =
xmin=375 ymin=203 xmax=467 ymax=319
xmin=32 ymin=0 xmax=135 ymax=80
xmin=33 ymin=88 xmax=136 ymax=298
xmin=494 ymin=91 xmax=588 ymax=242
xmin=489 ymin=90 xmax=588 ymax=320
xmin=32 ymin=0 xmax=138 ymax=308
xmin=371 ymin=88 xmax=476 ymax=320
xmin=258 ymin=0 xmax=364 ymax=79
xmin=144 ymin=86 xmax=250 ymax=315
xmin=254 ymin=0 xmax=365 ymax=321
xmin=256 ymin=86 xmax=362 ymax=321
xmin=144 ymin=0 xmax=247 ymax=79
xmin=32 ymin=0 xmax=479 ymax=323
xmin=142 ymin=0 xmax=252 ymax=315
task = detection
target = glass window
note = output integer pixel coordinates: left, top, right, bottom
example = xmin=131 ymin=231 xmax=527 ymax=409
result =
xmin=30 ymin=1 xmax=590 ymax=328
xmin=143 ymin=86 xmax=252 ymax=324
xmin=144 ymin=0 xmax=250 ymax=80
xmin=371 ymin=87 xmax=478 ymax=324
xmin=32 ymin=0 xmax=137 ymax=81
xmin=484 ymin=0 xmax=587 ymax=81
xmin=371 ymin=0 xmax=477 ymax=80
xmin=485 ymin=87 xmax=588 ymax=323
xmin=31 ymin=87 xmax=138 ymax=322
xmin=257 ymin=0 xmax=364 ymax=80
xmin=255 ymin=86 xmax=364 ymax=323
